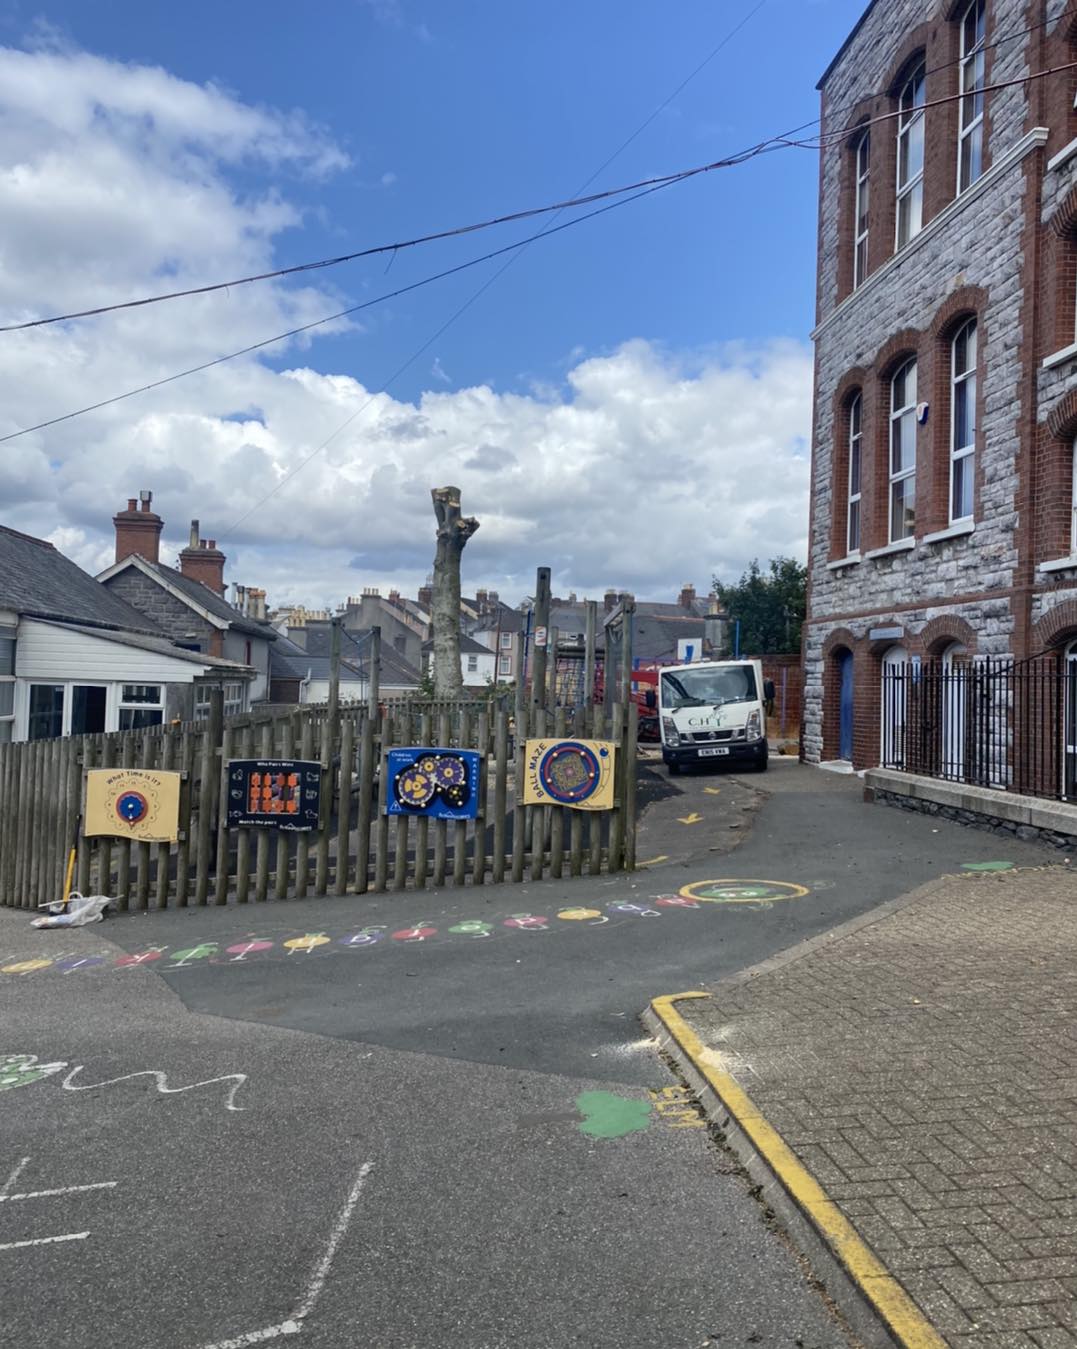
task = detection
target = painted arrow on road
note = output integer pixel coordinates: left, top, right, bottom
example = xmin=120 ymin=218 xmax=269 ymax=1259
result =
xmin=703 ymin=787 xmax=722 ymax=796
xmin=677 ymin=812 xmax=703 ymax=825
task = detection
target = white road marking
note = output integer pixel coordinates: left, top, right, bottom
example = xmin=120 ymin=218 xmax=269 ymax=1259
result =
xmin=193 ymin=1160 xmax=374 ymax=1349
xmin=0 ymin=1181 xmax=118 ymax=1202
xmin=196 ymin=1322 xmax=301 ymax=1348
xmin=294 ymin=1160 xmax=374 ymax=1319
xmin=61 ymin=1066 xmax=249 ymax=1112
xmin=0 ymin=1231 xmax=89 ymax=1251
xmin=0 ymin=1156 xmax=29 ymax=1197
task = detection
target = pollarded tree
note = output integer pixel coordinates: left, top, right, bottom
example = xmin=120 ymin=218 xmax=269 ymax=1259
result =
xmin=430 ymin=486 xmax=480 ymax=697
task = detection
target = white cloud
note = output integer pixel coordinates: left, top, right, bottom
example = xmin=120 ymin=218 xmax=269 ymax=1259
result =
xmin=0 ymin=44 xmax=811 ymax=612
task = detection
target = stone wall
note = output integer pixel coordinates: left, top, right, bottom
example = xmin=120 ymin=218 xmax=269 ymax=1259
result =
xmin=104 ymin=569 xmax=217 ymax=651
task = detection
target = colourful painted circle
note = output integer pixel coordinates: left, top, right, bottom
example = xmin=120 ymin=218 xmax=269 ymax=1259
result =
xmin=503 ymin=914 xmax=548 ymax=929
xmin=537 ymin=741 xmax=601 ymax=804
xmin=225 ymin=940 xmax=274 ymax=956
xmin=656 ymin=896 xmax=699 ymax=908
xmin=55 ymin=955 xmax=107 ymax=972
xmin=607 ymin=902 xmax=659 ymax=916
xmin=448 ymin=920 xmax=493 ymax=936
xmin=1 ymin=958 xmax=52 ymax=974
xmin=0 ymin=1054 xmax=65 ymax=1092
xmin=168 ymin=944 xmax=217 ymax=963
xmin=115 ymin=949 xmax=164 ymax=967
xmin=678 ymin=878 xmax=810 ymax=905
xmin=338 ymin=929 xmax=386 ymax=947
xmin=961 ymin=861 xmax=1014 ymax=871
xmin=283 ymin=934 xmax=330 ymax=952
xmin=557 ymin=907 xmax=603 ymax=921
xmin=115 ymin=790 xmax=149 ymax=824
xmin=392 ymin=926 xmax=437 ymax=941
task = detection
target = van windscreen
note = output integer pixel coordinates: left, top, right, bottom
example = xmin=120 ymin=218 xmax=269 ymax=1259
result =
xmin=661 ymin=666 xmax=757 ymax=709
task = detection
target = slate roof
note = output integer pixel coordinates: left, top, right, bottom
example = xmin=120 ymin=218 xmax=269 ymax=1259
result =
xmin=0 ymin=525 xmax=161 ymax=633
xmin=150 ymin=561 xmax=278 ymax=639
xmin=630 ymin=613 xmax=707 ymax=663
xmin=277 ymin=626 xmax=421 ymax=688
xmin=421 ymin=634 xmax=494 ymax=656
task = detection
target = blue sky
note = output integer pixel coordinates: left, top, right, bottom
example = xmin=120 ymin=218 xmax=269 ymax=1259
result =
xmin=0 ymin=0 xmax=868 ymax=606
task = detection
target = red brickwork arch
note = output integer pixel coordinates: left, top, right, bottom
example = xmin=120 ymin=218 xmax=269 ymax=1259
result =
xmin=1031 ymin=601 xmax=1077 ymax=652
xmin=917 ymin=615 xmax=978 ymax=657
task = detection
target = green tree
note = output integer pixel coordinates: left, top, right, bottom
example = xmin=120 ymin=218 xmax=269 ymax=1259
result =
xmin=714 ymin=557 xmax=807 ymax=656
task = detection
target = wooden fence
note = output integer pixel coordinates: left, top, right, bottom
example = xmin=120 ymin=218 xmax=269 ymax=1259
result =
xmin=0 ymin=684 xmax=638 ymax=913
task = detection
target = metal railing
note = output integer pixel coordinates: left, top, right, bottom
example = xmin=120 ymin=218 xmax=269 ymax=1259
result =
xmin=881 ymin=655 xmax=1075 ymax=802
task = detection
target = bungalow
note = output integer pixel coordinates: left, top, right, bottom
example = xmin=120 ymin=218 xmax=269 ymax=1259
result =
xmin=0 ymin=524 xmax=253 ymax=742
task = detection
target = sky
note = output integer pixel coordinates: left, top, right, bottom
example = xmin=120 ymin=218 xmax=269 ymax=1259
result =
xmin=0 ymin=0 xmax=866 ymax=610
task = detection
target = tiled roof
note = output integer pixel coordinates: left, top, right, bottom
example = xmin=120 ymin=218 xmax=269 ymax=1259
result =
xmin=0 ymin=526 xmax=161 ymax=633
xmin=151 ymin=562 xmax=278 ymax=639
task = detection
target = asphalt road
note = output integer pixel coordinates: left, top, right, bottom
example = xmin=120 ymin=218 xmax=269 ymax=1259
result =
xmin=2 ymin=762 xmax=1063 ymax=1349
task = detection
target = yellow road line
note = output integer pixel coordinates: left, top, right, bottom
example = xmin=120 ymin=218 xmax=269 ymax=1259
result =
xmin=637 ymin=855 xmax=670 ymax=867
xmin=649 ymin=992 xmax=947 ymax=1349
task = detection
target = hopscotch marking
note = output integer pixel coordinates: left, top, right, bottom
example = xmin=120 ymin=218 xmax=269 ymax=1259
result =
xmin=194 ymin=1161 xmax=374 ymax=1349
xmin=0 ymin=1155 xmax=117 ymax=1254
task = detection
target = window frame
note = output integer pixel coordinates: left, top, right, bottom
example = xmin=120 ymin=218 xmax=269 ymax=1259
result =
xmin=896 ymin=63 xmax=926 ymax=248
xmin=498 ymin=653 xmax=512 ymax=677
xmin=949 ymin=319 xmax=978 ymax=525
xmin=847 ymin=392 xmax=863 ymax=555
xmin=853 ymin=129 xmax=870 ymax=288
xmin=958 ymin=0 xmax=986 ymax=193
xmin=466 ymin=654 xmax=479 ymax=674
xmin=118 ymin=683 xmax=164 ymax=731
xmin=0 ymin=627 xmax=14 ymax=744
xmin=889 ymin=358 xmax=918 ymax=543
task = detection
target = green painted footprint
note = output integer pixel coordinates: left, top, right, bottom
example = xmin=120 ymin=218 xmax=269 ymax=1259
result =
xmin=0 ymin=1054 xmax=67 ymax=1093
xmin=575 ymin=1090 xmax=652 ymax=1139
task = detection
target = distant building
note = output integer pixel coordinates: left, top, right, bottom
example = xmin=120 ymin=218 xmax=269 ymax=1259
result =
xmin=338 ymin=588 xmax=429 ymax=671
xmin=422 ymin=633 xmax=497 ymax=689
xmin=270 ymin=625 xmax=421 ymax=703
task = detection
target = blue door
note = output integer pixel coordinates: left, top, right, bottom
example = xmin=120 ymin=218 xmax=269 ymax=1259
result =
xmin=838 ymin=651 xmax=854 ymax=761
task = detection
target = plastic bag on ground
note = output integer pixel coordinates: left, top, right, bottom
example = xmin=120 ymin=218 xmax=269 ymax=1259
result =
xmin=31 ymin=893 xmax=111 ymax=928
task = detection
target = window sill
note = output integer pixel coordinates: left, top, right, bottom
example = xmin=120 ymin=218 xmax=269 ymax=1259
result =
xmin=826 ymin=554 xmax=861 ymax=571
xmin=1043 ymin=340 xmax=1077 ymax=371
xmin=1039 ymin=554 xmax=1077 ymax=574
xmin=864 ymin=537 xmax=916 ymax=561
xmin=923 ymin=520 xmax=975 ymax=544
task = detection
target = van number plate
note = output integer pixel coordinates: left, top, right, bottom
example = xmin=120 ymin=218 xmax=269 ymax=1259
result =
xmin=698 ymin=747 xmax=730 ymax=758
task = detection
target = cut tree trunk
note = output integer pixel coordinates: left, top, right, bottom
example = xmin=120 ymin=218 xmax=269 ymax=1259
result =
xmin=431 ymin=486 xmax=480 ymax=698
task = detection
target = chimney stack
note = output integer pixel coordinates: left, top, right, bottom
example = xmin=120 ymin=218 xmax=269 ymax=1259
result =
xmin=113 ymin=490 xmax=163 ymax=565
xmin=678 ymin=583 xmax=697 ymax=610
xmin=178 ymin=519 xmax=226 ymax=595
xmin=417 ymin=584 xmax=433 ymax=611
xmin=604 ymin=588 xmax=617 ymax=613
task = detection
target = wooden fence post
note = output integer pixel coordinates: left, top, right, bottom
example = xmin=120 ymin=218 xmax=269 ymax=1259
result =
xmin=194 ymin=689 xmax=223 ymax=906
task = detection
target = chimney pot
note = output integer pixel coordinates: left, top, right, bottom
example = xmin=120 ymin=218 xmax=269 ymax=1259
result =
xmin=189 ymin=520 xmax=200 ymax=549
xmin=114 ymin=491 xmax=163 ymax=565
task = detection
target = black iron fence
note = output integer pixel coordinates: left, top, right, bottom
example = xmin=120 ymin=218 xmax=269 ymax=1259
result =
xmin=881 ymin=655 xmax=1076 ymax=802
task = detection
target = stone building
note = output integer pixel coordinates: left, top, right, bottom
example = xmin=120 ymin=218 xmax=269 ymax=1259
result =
xmin=803 ymin=0 xmax=1077 ymax=797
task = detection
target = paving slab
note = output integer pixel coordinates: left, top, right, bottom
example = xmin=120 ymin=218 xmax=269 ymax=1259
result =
xmin=652 ymin=864 xmax=1077 ymax=1349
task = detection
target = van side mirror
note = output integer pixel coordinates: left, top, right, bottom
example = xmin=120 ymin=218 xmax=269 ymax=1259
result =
xmin=644 ymin=689 xmax=656 ymax=709
xmin=763 ymin=679 xmax=775 ymax=702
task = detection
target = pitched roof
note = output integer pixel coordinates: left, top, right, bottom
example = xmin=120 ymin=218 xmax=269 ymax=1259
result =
xmin=422 ymin=634 xmax=494 ymax=655
xmin=97 ymin=554 xmax=276 ymax=639
xmin=630 ymin=614 xmax=707 ymax=663
xmin=0 ymin=526 xmax=161 ymax=633
xmin=283 ymin=626 xmax=421 ymax=688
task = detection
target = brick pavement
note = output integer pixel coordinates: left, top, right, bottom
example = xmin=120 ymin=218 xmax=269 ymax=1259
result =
xmin=678 ymin=864 xmax=1077 ymax=1349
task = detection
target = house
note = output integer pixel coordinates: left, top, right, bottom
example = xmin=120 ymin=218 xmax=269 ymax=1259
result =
xmin=802 ymin=2 xmax=1077 ymax=799
xmin=0 ymin=524 xmax=254 ymax=742
xmin=270 ymin=625 xmax=421 ymax=703
xmin=338 ymin=589 xmax=429 ymax=671
xmin=96 ymin=495 xmax=277 ymax=704
xmin=421 ymin=633 xmax=497 ymax=689
xmin=464 ymin=589 xmax=526 ymax=683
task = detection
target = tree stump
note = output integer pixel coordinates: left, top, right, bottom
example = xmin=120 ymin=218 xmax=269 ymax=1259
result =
xmin=431 ymin=486 xmax=480 ymax=698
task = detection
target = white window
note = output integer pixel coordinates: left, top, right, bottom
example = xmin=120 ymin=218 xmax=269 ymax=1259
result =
xmin=118 ymin=684 xmax=164 ymax=731
xmin=499 ymin=632 xmax=512 ymax=649
xmin=853 ymin=130 xmax=870 ymax=288
xmin=1072 ymin=437 xmax=1077 ymax=553
xmin=466 ymin=654 xmax=479 ymax=673
xmin=896 ymin=63 xmax=926 ymax=248
xmin=881 ymin=645 xmax=909 ymax=768
xmin=950 ymin=320 xmax=977 ymax=523
xmin=196 ymin=682 xmax=247 ymax=719
xmin=958 ymin=0 xmax=986 ymax=192
xmin=889 ymin=359 xmax=917 ymax=541
xmin=0 ymin=628 xmax=13 ymax=745
xmin=498 ymin=654 xmax=512 ymax=677
xmin=847 ymin=393 xmax=863 ymax=554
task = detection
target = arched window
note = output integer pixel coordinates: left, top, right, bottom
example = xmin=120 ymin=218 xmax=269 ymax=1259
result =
xmin=881 ymin=645 xmax=909 ymax=768
xmin=950 ymin=319 xmax=977 ymax=523
xmin=889 ymin=359 xmax=917 ymax=541
xmin=853 ymin=130 xmax=870 ymax=288
xmin=896 ymin=63 xmax=926 ymax=247
xmin=848 ymin=392 xmax=863 ymax=554
xmin=958 ymin=0 xmax=986 ymax=191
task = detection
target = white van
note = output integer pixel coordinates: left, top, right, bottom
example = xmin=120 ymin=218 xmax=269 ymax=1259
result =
xmin=654 ymin=659 xmax=772 ymax=775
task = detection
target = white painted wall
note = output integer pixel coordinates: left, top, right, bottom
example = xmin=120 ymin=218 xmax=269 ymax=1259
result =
xmin=223 ymin=630 xmax=272 ymax=702
xmin=16 ymin=619 xmax=207 ymax=683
